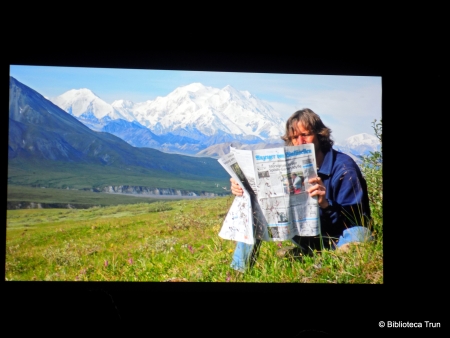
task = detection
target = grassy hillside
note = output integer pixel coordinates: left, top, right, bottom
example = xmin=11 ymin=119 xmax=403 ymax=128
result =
xmin=7 ymin=158 xmax=231 ymax=196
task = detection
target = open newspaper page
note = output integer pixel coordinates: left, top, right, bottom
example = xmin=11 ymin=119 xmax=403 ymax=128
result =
xmin=229 ymin=146 xmax=258 ymax=194
xmin=252 ymin=144 xmax=321 ymax=241
xmin=217 ymin=152 xmax=255 ymax=245
xmin=228 ymin=146 xmax=267 ymax=241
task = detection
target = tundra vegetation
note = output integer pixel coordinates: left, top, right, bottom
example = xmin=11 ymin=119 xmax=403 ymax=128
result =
xmin=5 ymin=121 xmax=383 ymax=283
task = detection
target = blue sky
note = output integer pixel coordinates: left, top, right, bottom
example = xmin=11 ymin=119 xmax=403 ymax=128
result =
xmin=9 ymin=65 xmax=382 ymax=144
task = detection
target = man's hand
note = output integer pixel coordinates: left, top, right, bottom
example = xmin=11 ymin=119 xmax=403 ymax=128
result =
xmin=230 ymin=178 xmax=244 ymax=196
xmin=307 ymin=176 xmax=329 ymax=209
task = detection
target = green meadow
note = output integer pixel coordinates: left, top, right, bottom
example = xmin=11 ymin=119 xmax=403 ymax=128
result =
xmin=5 ymin=196 xmax=382 ymax=283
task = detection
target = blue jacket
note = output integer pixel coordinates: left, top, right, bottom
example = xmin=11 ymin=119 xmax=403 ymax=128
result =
xmin=317 ymin=148 xmax=371 ymax=239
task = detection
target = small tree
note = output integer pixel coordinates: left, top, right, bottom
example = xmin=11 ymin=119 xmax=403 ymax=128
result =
xmin=359 ymin=119 xmax=383 ymax=237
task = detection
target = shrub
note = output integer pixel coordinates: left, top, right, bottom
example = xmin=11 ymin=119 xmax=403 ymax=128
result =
xmin=359 ymin=119 xmax=383 ymax=237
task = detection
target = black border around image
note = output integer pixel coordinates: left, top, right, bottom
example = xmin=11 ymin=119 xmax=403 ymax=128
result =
xmin=4 ymin=49 xmax=444 ymax=333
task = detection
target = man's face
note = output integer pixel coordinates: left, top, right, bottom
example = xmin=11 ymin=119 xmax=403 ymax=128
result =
xmin=291 ymin=122 xmax=320 ymax=152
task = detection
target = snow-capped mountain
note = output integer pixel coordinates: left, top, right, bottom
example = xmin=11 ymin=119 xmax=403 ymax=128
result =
xmin=51 ymin=88 xmax=134 ymax=121
xmin=49 ymin=83 xmax=286 ymax=154
xmin=334 ymin=133 xmax=381 ymax=162
xmin=120 ymin=82 xmax=285 ymax=140
xmin=110 ymin=99 xmax=138 ymax=122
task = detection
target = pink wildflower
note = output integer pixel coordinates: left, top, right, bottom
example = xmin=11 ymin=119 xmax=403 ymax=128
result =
xmin=104 ymin=260 xmax=108 ymax=267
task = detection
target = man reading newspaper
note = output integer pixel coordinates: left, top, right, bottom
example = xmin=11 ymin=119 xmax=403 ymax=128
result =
xmin=226 ymin=108 xmax=372 ymax=272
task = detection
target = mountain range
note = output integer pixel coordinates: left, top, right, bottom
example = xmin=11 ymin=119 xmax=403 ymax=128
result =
xmin=49 ymin=83 xmax=286 ymax=155
xmin=9 ymin=74 xmax=380 ymax=175
xmin=48 ymin=82 xmax=381 ymax=160
xmin=8 ymin=76 xmax=229 ymax=182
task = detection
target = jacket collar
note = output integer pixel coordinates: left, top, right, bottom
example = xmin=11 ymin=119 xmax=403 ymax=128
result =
xmin=317 ymin=148 xmax=334 ymax=176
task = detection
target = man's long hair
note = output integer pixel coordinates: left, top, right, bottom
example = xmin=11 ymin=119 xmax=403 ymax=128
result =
xmin=281 ymin=108 xmax=334 ymax=152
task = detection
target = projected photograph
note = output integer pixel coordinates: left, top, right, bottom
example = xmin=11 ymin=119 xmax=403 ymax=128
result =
xmin=6 ymin=61 xmax=382 ymax=283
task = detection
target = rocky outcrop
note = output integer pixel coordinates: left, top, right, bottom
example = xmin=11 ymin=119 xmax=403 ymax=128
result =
xmin=100 ymin=185 xmax=219 ymax=197
xmin=7 ymin=202 xmax=88 ymax=209
xmin=7 ymin=186 xmax=223 ymax=210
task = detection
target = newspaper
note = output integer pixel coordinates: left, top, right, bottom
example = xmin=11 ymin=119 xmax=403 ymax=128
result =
xmin=218 ymin=143 xmax=321 ymax=244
